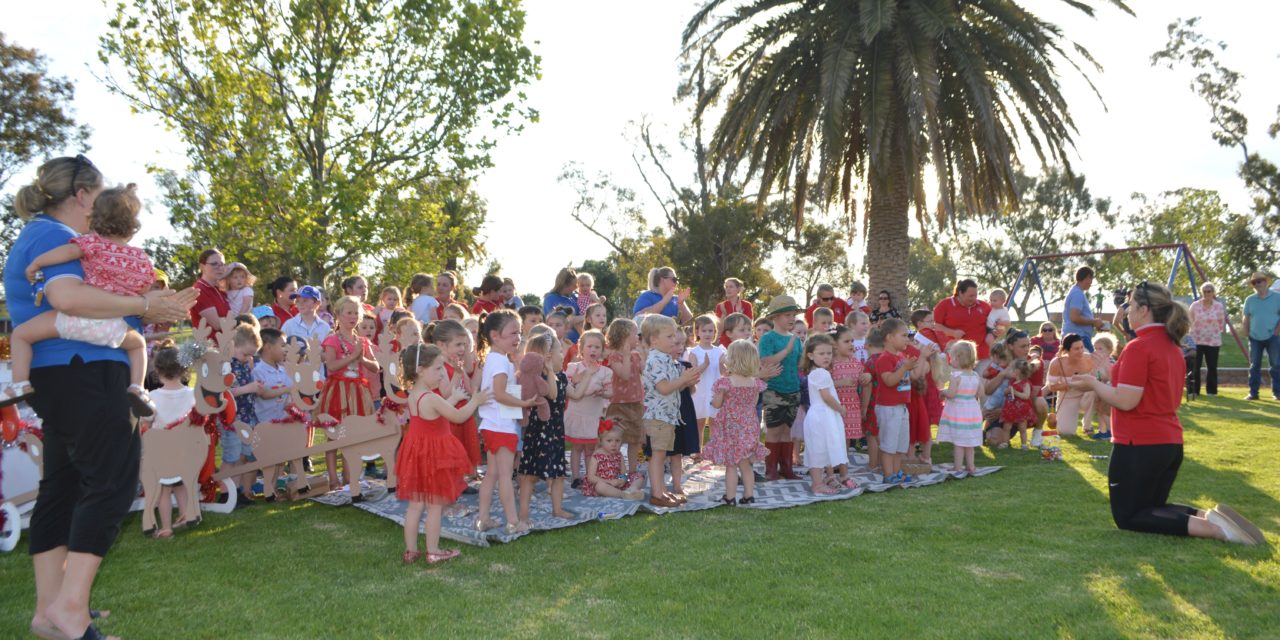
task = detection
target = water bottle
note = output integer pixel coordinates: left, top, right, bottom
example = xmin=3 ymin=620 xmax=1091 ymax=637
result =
xmin=1090 ymin=455 xmax=1108 ymax=460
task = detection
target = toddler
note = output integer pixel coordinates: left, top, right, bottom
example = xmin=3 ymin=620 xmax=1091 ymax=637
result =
xmin=252 ymin=328 xmax=297 ymax=499
xmin=801 ymin=334 xmax=850 ymax=494
xmin=575 ymin=272 xmax=603 ymax=315
xmin=938 ymin=340 xmax=984 ymax=474
xmin=811 ymin=307 xmax=835 ymax=336
xmin=7 ymin=184 xmax=156 ymax=415
xmin=227 ymin=325 xmax=263 ymax=504
xmin=396 ymin=344 xmax=489 ymax=564
xmin=140 ymin=343 xmax=196 ymax=538
xmin=705 ymin=340 xmax=769 ymax=504
xmin=222 ymin=262 xmax=256 ymax=316
xmin=517 ymin=333 xmax=573 ymax=522
xmin=686 ymin=314 xmax=725 ymax=450
xmin=1000 ymin=359 xmax=1037 ymax=449
xmin=875 ymin=319 xmax=918 ymax=484
xmin=581 ymin=424 xmax=645 ymax=500
xmin=640 ymin=315 xmax=703 ymax=507
xmin=831 ymin=325 xmax=869 ymax=484
xmin=565 ymin=330 xmax=613 ymax=487
xmin=985 ymin=289 xmax=1011 ymax=350
xmin=1084 ymin=334 xmax=1116 ymax=439
xmin=603 ymin=318 xmax=645 ymax=477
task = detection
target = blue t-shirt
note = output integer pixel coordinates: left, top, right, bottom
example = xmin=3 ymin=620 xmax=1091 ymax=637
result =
xmin=2 ymin=215 xmax=137 ymax=368
xmin=1061 ymin=285 xmax=1094 ymax=337
xmin=542 ymin=291 xmax=581 ymax=343
xmin=632 ymin=290 xmax=678 ymax=318
xmin=1243 ymin=291 xmax=1280 ymax=341
xmin=758 ymin=330 xmax=803 ymax=394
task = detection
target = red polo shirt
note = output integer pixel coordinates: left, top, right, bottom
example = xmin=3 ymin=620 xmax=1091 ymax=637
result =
xmin=271 ymin=302 xmax=298 ymax=322
xmin=1110 ymin=324 xmax=1185 ymax=445
xmin=191 ymin=278 xmax=230 ymax=336
xmin=933 ymin=296 xmax=992 ymax=358
xmin=471 ymin=298 xmax=499 ymax=316
xmin=715 ymin=299 xmax=754 ymax=347
xmin=805 ymin=298 xmax=850 ymax=327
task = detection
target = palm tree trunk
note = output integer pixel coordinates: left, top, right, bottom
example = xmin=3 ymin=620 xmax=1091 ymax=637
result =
xmin=866 ymin=158 xmax=912 ymax=313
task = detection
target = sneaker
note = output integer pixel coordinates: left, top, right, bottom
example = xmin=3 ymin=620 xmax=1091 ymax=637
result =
xmin=884 ymin=471 xmax=903 ymax=484
xmin=1207 ymin=509 xmax=1259 ymax=545
xmin=900 ymin=474 xmax=915 ymax=484
xmin=1090 ymin=431 xmax=1111 ymax=440
xmin=1030 ymin=429 xmax=1044 ymax=447
xmin=1245 ymin=395 xmax=1260 ymax=401
xmin=1213 ymin=504 xmax=1266 ymax=546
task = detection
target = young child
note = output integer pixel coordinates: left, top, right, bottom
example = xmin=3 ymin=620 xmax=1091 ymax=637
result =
xmin=253 ymin=305 xmax=281 ymax=332
xmin=425 ymin=320 xmax=482 ymax=470
xmin=565 ymin=330 xmax=613 ymax=488
xmin=1084 ymin=334 xmax=1116 ymax=440
xmin=252 ymin=328 xmax=296 ymax=500
xmin=686 ymin=314 xmax=725 ymax=451
xmin=581 ymin=423 xmax=645 ymax=500
xmin=228 ymin=325 xmax=263 ymax=504
xmin=575 ymin=272 xmax=603 ymax=314
xmin=752 ymin=317 xmax=773 ymax=344
xmin=846 ymin=281 xmax=872 ymax=315
xmin=396 ymin=344 xmax=490 ymax=564
xmin=470 ymin=274 xmax=504 ymax=316
xmin=7 ymin=184 xmax=156 ymax=415
xmin=377 ymin=286 xmax=403 ymax=328
xmin=395 ymin=316 xmax=423 ymax=350
xmin=985 ymin=289 xmax=1011 ymax=351
xmin=811 ymin=307 xmax=835 ymax=336
xmin=938 ymin=340 xmax=985 ymax=474
xmin=801 ymin=334 xmax=850 ymax=494
xmin=862 ymin=328 xmax=885 ymax=469
xmin=792 ymin=318 xmax=809 ymax=340
xmin=561 ymin=302 xmax=608 ymax=368
xmin=1000 ymin=359 xmax=1037 ymax=450
xmin=319 ymin=295 xmax=379 ymax=488
xmin=442 ymin=303 xmax=468 ymax=322
xmin=475 ymin=310 xmax=540 ymax=534
xmin=875 ymin=318 xmax=919 ymax=484
xmin=830 ymin=325 xmax=869 ymax=484
xmin=715 ymin=278 xmax=754 ymax=347
xmin=141 ymin=342 xmax=196 ymax=538
xmin=222 ymin=262 xmax=256 ymax=316
xmin=405 ymin=273 xmax=439 ymax=323
xmin=705 ymin=340 xmax=769 ymax=504
xmin=664 ymin=326 xmax=703 ymax=495
xmin=720 ymin=313 xmax=752 ymax=347
xmin=517 ymin=333 xmax=574 ymax=522
xmin=982 ymin=342 xmax=1013 ymax=447
xmin=640 ymin=315 xmax=704 ymax=507
xmin=518 ymin=306 xmax=544 ymax=337
xmin=603 ymin=318 xmax=645 ymax=478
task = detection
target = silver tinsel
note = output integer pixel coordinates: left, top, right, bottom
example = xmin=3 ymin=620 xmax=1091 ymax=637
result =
xmin=177 ymin=339 xmax=212 ymax=368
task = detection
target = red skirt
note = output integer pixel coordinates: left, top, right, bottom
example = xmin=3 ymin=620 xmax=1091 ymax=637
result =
xmin=320 ymin=377 xmax=373 ymax=419
xmin=396 ymin=415 xmax=473 ymax=504
xmin=909 ymin=393 xmax=931 ymax=445
xmin=1001 ymin=398 xmax=1037 ymax=425
xmin=450 ymin=415 xmax=481 ymax=467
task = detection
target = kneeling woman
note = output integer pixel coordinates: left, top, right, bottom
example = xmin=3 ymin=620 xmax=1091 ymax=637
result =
xmin=1068 ymin=282 xmax=1264 ymax=545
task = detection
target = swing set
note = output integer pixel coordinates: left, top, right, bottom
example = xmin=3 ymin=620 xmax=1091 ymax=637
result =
xmin=1006 ymin=242 xmax=1248 ymax=358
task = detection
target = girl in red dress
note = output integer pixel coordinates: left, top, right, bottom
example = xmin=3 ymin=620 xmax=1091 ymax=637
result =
xmin=426 ymin=319 xmax=483 ymax=468
xmin=396 ymin=343 xmax=490 ymax=564
xmin=320 ymin=295 xmax=379 ymax=487
xmin=1000 ymin=359 xmax=1038 ymax=449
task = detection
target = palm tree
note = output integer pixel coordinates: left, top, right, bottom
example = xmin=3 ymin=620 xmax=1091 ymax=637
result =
xmin=683 ymin=0 xmax=1132 ymax=307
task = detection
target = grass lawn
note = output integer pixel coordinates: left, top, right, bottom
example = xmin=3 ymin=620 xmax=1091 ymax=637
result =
xmin=2 ymin=389 xmax=1277 ymax=639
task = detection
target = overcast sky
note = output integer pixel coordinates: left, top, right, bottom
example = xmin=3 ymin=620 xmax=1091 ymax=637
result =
xmin=8 ymin=1 xmax=1280 ymax=299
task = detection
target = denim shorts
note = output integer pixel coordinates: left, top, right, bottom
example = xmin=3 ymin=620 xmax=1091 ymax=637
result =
xmin=220 ymin=425 xmax=256 ymax=463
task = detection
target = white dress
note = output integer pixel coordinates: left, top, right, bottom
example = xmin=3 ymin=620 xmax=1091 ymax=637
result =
xmin=685 ymin=344 xmax=725 ymax=420
xmin=801 ymin=369 xmax=849 ymax=468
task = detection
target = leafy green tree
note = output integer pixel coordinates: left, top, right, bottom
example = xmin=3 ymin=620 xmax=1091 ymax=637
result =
xmin=945 ymin=168 xmax=1114 ymax=319
xmin=907 ymin=239 xmax=958 ymax=312
xmin=1153 ymin=18 xmax=1280 ymax=237
xmin=99 ymin=0 xmax=538 ymax=287
xmin=576 ymin=258 xmax=624 ymax=318
xmin=781 ymin=221 xmax=854 ymax=307
xmin=682 ymin=0 xmax=1131 ymax=311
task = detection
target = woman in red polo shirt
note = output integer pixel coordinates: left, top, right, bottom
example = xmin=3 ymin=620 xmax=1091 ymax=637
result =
xmin=190 ymin=249 xmax=230 ymax=338
xmin=1068 ymin=282 xmax=1263 ymax=545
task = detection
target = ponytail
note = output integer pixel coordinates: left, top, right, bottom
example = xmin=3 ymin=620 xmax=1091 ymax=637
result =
xmin=1133 ymin=281 xmax=1190 ymax=344
xmin=404 ymin=273 xmax=433 ymax=305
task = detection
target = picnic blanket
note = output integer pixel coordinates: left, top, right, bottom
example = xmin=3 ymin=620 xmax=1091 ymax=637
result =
xmin=310 ymin=450 xmax=1002 ymax=548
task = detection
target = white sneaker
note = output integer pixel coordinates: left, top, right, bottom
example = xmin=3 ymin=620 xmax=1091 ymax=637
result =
xmin=1213 ymin=504 xmax=1266 ymax=546
xmin=1207 ymin=509 xmax=1259 ymax=545
xmin=1030 ymin=429 xmax=1043 ymax=447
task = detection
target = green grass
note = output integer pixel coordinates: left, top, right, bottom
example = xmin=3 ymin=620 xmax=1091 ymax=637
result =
xmin=2 ymin=389 xmax=1278 ymax=639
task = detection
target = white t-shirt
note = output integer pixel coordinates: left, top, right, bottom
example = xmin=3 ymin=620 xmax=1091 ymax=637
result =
xmin=226 ymin=287 xmax=254 ymax=316
xmin=150 ymin=387 xmax=196 ymax=427
xmin=477 ymin=352 xmax=518 ymax=434
xmin=410 ymin=295 xmax=440 ymax=323
xmin=987 ymin=307 xmax=1011 ymax=329
xmin=685 ymin=344 xmax=725 ymax=419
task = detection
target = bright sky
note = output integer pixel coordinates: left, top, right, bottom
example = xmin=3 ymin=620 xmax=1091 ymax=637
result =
xmin=7 ymin=1 xmax=1280 ymax=300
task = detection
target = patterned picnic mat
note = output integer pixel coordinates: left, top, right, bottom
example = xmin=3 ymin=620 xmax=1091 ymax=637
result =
xmin=309 ymin=449 xmax=1002 ymax=548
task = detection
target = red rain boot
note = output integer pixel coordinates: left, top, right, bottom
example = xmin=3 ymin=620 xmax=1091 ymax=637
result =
xmin=764 ymin=442 xmax=781 ymax=481
xmin=779 ymin=442 xmax=801 ymax=480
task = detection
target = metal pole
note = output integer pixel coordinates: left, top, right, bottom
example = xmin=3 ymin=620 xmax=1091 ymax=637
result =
xmin=1030 ymin=260 xmax=1051 ymax=320
xmin=1008 ymin=259 xmax=1031 ymax=319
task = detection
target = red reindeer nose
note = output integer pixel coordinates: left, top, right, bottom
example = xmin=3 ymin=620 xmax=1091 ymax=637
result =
xmin=223 ymin=373 xmax=234 ymax=386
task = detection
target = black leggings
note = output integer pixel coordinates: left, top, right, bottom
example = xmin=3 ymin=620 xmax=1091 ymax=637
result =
xmin=1108 ymin=443 xmax=1196 ymax=536
xmin=1193 ymin=345 xmax=1219 ymax=395
xmin=27 ymin=358 xmax=139 ymax=557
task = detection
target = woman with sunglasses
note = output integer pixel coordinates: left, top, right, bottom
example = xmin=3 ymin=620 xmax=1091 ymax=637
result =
xmin=4 ymin=156 xmax=196 ymax=640
xmin=1030 ymin=322 xmax=1061 ymax=360
xmin=1067 ymin=282 xmax=1264 ymax=545
xmin=869 ymin=289 xmax=900 ymax=328
xmin=632 ymin=266 xmax=693 ymax=324
xmin=542 ymin=267 xmax=585 ymax=342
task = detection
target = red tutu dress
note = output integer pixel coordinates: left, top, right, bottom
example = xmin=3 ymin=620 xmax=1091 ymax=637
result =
xmin=441 ymin=362 xmax=481 ymax=467
xmin=395 ymin=411 xmax=474 ymax=505
xmin=1000 ymin=379 xmax=1037 ymax=425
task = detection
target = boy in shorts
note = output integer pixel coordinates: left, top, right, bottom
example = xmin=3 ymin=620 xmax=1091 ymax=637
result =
xmin=875 ymin=318 xmax=919 ymax=484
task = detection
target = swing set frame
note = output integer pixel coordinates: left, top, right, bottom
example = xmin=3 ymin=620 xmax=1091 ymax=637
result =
xmin=1006 ymin=242 xmax=1248 ymax=358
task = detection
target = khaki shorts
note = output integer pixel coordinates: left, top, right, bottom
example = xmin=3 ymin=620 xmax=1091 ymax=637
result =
xmin=643 ymin=419 xmax=676 ymax=452
xmin=606 ymin=402 xmax=645 ymax=445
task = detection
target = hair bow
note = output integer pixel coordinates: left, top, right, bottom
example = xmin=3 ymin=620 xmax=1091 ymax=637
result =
xmin=597 ymin=419 xmax=615 ymax=435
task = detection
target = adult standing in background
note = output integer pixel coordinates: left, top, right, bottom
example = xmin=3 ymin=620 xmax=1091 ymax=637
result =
xmin=268 ymin=276 xmax=298 ymax=323
xmin=869 ymin=289 xmax=901 ymax=328
xmin=932 ymin=279 xmax=992 ymax=359
xmin=191 ymin=248 xmax=230 ymax=339
xmin=804 ymin=283 xmax=850 ymax=326
xmin=1189 ymin=282 xmax=1226 ymax=398
xmin=434 ymin=271 xmax=459 ymax=320
xmin=632 ymin=266 xmax=694 ymax=324
xmin=5 ymin=157 xmax=196 ymax=640
xmin=1062 ymin=266 xmax=1105 ymax=352
xmin=1242 ymin=271 xmax=1280 ymax=401
xmin=543 ymin=267 xmax=585 ymax=341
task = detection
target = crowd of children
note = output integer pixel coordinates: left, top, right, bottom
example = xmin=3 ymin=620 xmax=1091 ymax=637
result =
xmin=7 ymin=247 xmax=1126 ymax=564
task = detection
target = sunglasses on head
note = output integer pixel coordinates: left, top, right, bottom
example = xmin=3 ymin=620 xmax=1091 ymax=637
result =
xmin=1009 ymin=331 xmax=1029 ymax=340
xmin=67 ymin=154 xmax=96 ymax=198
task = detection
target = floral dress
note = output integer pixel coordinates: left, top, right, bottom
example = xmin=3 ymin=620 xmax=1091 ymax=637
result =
xmin=702 ymin=378 xmax=769 ymax=465
xmin=519 ymin=372 xmax=568 ymax=479
xmin=580 ymin=451 xmax=621 ymax=497
xmin=831 ymin=357 xmax=864 ymax=439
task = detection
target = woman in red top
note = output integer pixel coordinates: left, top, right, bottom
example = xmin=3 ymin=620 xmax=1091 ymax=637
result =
xmin=268 ymin=276 xmax=298 ymax=323
xmin=1068 ymin=282 xmax=1263 ymax=545
xmin=190 ymin=249 xmax=230 ymax=338
xmin=470 ymin=274 xmax=503 ymax=316
xmin=714 ymin=278 xmax=753 ymax=347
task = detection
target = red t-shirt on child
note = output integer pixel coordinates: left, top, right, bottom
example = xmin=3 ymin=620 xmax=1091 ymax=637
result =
xmin=875 ymin=351 xmax=911 ymax=406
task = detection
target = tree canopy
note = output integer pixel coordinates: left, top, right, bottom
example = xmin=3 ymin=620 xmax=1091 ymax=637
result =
xmin=99 ymin=0 xmax=539 ymax=287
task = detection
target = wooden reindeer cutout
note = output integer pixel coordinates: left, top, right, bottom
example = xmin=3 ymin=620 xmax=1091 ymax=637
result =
xmin=286 ymin=337 xmax=326 ymax=415
xmin=1 ymin=432 xmax=43 ymax=508
xmin=191 ymin=317 xmax=242 ymax=510
xmin=375 ymin=336 xmax=410 ymax=406
xmin=139 ymin=421 xmax=208 ymax=533
xmin=333 ymin=414 xmax=400 ymax=501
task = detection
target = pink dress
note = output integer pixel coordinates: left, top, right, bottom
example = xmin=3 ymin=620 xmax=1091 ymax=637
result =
xmin=563 ymin=362 xmax=613 ymax=444
xmin=830 ymin=358 xmax=864 ymax=439
xmin=702 ymin=378 xmax=769 ymax=465
xmin=72 ymin=234 xmax=155 ymax=295
xmin=580 ymin=450 xmax=622 ymax=497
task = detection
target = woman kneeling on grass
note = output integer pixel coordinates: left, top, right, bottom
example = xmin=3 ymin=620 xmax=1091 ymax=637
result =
xmin=1067 ymin=282 xmax=1265 ymax=546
